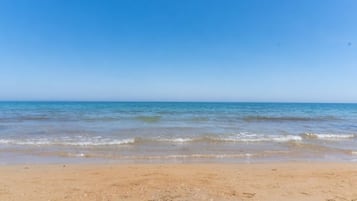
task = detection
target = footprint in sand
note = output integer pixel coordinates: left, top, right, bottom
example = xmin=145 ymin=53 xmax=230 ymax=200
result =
xmin=242 ymin=192 xmax=256 ymax=198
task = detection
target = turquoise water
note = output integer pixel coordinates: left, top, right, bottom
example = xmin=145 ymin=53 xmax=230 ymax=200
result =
xmin=0 ymin=102 xmax=357 ymax=163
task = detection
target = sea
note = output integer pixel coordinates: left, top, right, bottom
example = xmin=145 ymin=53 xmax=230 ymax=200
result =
xmin=0 ymin=102 xmax=356 ymax=164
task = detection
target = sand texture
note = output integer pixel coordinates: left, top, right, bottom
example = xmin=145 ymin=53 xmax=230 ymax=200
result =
xmin=0 ymin=163 xmax=356 ymax=201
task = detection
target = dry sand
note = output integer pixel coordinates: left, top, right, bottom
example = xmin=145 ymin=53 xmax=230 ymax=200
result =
xmin=0 ymin=163 xmax=356 ymax=201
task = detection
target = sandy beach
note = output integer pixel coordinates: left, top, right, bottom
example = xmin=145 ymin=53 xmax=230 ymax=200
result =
xmin=0 ymin=163 xmax=356 ymax=201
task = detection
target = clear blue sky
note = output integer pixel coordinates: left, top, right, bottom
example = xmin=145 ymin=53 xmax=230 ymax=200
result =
xmin=0 ymin=0 xmax=356 ymax=102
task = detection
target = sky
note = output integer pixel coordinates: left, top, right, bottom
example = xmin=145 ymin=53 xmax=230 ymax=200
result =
xmin=0 ymin=0 xmax=356 ymax=102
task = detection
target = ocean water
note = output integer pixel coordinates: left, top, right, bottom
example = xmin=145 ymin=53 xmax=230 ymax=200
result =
xmin=0 ymin=102 xmax=357 ymax=164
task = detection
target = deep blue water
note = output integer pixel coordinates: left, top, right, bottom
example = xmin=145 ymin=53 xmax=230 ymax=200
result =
xmin=0 ymin=102 xmax=357 ymax=163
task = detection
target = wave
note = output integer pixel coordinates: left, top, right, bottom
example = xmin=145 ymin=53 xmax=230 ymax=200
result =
xmin=302 ymin=133 xmax=355 ymax=140
xmin=156 ymin=138 xmax=195 ymax=143
xmin=1 ymin=132 xmax=355 ymax=147
xmin=216 ymin=135 xmax=303 ymax=142
xmin=0 ymin=138 xmax=135 ymax=146
xmin=56 ymin=153 xmax=259 ymax=159
xmin=60 ymin=149 xmax=296 ymax=160
xmin=119 ymin=153 xmax=255 ymax=160
xmin=243 ymin=115 xmax=338 ymax=122
xmin=142 ymin=134 xmax=303 ymax=143
xmin=0 ymin=135 xmax=301 ymax=146
xmin=63 ymin=139 xmax=135 ymax=146
xmin=107 ymin=133 xmax=353 ymax=144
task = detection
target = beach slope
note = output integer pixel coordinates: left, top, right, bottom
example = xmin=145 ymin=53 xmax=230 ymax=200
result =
xmin=0 ymin=163 xmax=356 ymax=201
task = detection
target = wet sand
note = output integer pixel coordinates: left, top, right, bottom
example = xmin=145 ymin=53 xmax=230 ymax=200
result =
xmin=0 ymin=163 xmax=356 ymax=201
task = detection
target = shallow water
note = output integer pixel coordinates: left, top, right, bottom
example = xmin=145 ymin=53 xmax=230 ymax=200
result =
xmin=0 ymin=102 xmax=356 ymax=164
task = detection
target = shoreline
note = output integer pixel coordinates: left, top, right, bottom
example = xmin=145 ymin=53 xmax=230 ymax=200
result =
xmin=1 ymin=162 xmax=356 ymax=201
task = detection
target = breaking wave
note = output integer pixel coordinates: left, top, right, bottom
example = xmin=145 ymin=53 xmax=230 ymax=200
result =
xmin=302 ymin=133 xmax=355 ymax=140
xmin=0 ymin=132 xmax=355 ymax=147
xmin=0 ymin=138 xmax=135 ymax=146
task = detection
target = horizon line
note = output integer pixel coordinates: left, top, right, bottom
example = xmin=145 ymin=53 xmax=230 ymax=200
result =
xmin=0 ymin=100 xmax=356 ymax=104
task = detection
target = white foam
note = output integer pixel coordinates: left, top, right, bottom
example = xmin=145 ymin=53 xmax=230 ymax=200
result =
xmin=121 ymin=153 xmax=251 ymax=160
xmin=0 ymin=139 xmax=11 ymax=144
xmin=219 ymin=135 xmax=302 ymax=142
xmin=0 ymin=139 xmax=52 ymax=145
xmin=318 ymin=134 xmax=354 ymax=139
xmin=304 ymin=133 xmax=355 ymax=140
xmin=157 ymin=138 xmax=194 ymax=143
xmin=0 ymin=138 xmax=135 ymax=146
xmin=64 ymin=138 xmax=135 ymax=146
xmin=270 ymin=135 xmax=303 ymax=142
